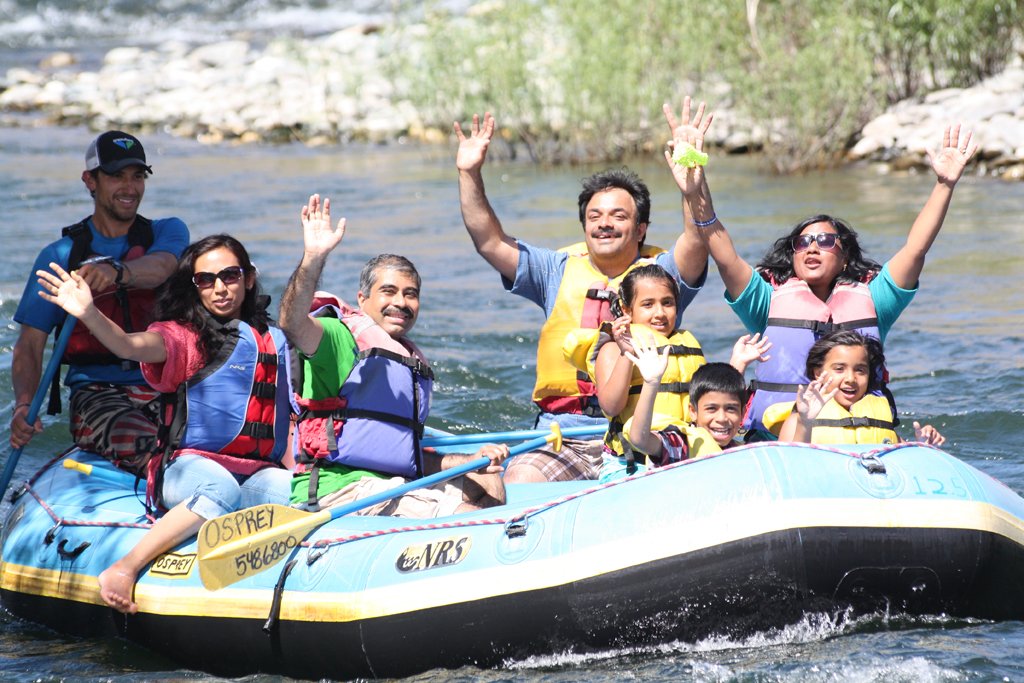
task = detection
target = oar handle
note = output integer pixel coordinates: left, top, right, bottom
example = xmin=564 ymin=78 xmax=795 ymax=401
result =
xmin=0 ymin=316 xmax=77 ymax=495
xmin=421 ymin=424 xmax=605 ymax=448
xmin=325 ymin=427 xmax=560 ymax=522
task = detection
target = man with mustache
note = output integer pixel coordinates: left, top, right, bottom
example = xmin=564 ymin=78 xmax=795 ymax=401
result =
xmin=454 ymin=99 xmax=712 ymax=483
xmin=280 ymin=195 xmax=508 ymax=517
xmin=10 ymin=131 xmax=189 ymax=476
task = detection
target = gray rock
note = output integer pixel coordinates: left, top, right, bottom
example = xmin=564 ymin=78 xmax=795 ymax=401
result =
xmin=188 ymin=41 xmax=251 ymax=69
xmin=0 ymin=83 xmax=42 ymax=110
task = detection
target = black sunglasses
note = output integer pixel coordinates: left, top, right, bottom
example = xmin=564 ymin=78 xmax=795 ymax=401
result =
xmin=792 ymin=233 xmax=840 ymax=252
xmin=193 ymin=266 xmax=245 ymax=289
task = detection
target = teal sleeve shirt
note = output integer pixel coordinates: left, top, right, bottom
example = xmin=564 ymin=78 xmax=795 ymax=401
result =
xmin=725 ymin=263 xmax=917 ymax=343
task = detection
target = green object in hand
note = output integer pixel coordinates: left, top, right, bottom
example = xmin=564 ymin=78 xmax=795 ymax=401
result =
xmin=672 ymin=142 xmax=708 ymax=168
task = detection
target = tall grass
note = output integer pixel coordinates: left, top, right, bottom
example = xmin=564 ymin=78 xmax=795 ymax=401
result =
xmin=388 ymin=0 xmax=1023 ymax=171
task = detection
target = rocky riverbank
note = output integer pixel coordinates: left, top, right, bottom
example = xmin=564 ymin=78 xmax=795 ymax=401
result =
xmin=2 ymin=27 xmax=1023 ymax=179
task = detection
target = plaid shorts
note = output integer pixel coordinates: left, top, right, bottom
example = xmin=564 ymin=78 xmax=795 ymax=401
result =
xmin=316 ymin=476 xmax=467 ymax=519
xmin=69 ymin=383 xmax=161 ymax=477
xmin=507 ymin=437 xmax=604 ymax=481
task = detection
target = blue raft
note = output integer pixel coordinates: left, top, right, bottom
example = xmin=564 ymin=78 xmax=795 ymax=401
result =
xmin=3 ymin=441 xmax=1024 ymax=680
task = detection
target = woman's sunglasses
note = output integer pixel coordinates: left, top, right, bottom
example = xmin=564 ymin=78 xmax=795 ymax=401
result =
xmin=792 ymin=233 xmax=840 ymax=252
xmin=193 ymin=266 xmax=245 ymax=289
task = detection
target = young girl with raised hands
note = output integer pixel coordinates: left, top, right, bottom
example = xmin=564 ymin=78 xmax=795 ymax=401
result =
xmin=777 ymin=330 xmax=945 ymax=446
xmin=37 ymin=235 xmax=293 ymax=615
xmin=563 ymin=263 xmax=771 ymax=481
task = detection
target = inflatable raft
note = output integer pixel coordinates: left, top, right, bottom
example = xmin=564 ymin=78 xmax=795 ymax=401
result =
xmin=3 ymin=441 xmax=1024 ymax=680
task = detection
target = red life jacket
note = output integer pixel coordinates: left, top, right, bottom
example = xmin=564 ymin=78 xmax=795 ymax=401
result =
xmin=47 ymin=215 xmax=156 ymax=414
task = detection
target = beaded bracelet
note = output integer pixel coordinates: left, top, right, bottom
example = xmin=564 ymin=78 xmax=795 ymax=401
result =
xmin=692 ymin=214 xmax=717 ymax=227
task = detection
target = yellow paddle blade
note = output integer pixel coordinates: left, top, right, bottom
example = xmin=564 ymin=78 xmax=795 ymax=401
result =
xmin=196 ymin=504 xmax=327 ymax=591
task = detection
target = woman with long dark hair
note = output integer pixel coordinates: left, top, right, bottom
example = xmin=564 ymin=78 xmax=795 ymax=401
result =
xmin=669 ymin=123 xmax=977 ymax=438
xmin=37 ymin=234 xmax=293 ymax=613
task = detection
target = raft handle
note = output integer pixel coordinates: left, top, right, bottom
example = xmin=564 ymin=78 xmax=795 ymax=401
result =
xmin=56 ymin=539 xmax=90 ymax=560
xmin=859 ymin=453 xmax=887 ymax=475
xmin=504 ymin=517 xmax=529 ymax=538
xmin=43 ymin=520 xmax=62 ymax=545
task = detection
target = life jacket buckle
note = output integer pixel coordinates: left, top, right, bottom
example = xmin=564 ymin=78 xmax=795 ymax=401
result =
xmin=812 ymin=320 xmax=837 ymax=335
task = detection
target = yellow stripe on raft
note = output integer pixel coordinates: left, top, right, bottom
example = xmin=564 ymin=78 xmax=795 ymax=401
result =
xmin=3 ymin=497 xmax=1022 ymax=621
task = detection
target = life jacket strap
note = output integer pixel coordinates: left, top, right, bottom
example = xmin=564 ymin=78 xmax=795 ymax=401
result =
xmin=658 ymin=344 xmax=704 ymax=357
xmin=811 ymin=416 xmax=896 ymax=430
xmin=239 ymin=422 xmax=274 ymax=440
xmin=296 ymin=407 xmax=425 ymax=438
xmin=749 ymin=379 xmax=802 ymax=393
xmin=765 ymin=316 xmax=879 ymax=335
xmin=251 ymin=381 xmax=277 ymax=399
xmin=627 ymin=381 xmax=691 ymax=395
xmin=358 ymin=347 xmax=435 ymax=380
xmin=256 ymin=352 xmax=278 ymax=364
xmin=306 ymin=460 xmax=322 ymax=511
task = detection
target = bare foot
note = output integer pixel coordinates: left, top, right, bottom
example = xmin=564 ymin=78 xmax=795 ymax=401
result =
xmin=98 ymin=562 xmax=139 ymax=614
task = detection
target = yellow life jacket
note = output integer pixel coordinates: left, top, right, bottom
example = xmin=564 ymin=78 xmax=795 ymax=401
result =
xmin=533 ymin=242 xmax=665 ymax=416
xmin=562 ymin=323 xmax=705 ymax=459
xmin=598 ymin=413 xmax=721 ymax=483
xmin=765 ymin=394 xmax=899 ymax=444
xmin=624 ymin=412 xmax=723 ymax=461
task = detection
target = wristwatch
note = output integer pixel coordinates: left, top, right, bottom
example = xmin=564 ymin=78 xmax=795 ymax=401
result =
xmin=109 ymin=260 xmax=126 ymax=285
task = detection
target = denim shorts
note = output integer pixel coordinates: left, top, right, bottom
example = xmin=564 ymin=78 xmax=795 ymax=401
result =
xmin=161 ymin=452 xmax=292 ymax=519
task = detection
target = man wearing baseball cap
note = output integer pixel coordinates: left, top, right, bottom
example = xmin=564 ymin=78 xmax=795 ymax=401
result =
xmin=10 ymin=131 xmax=190 ymax=477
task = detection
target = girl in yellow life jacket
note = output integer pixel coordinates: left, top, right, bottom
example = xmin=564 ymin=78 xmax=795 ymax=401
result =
xmin=778 ymin=330 xmax=946 ymax=445
xmin=586 ymin=264 xmax=771 ymax=481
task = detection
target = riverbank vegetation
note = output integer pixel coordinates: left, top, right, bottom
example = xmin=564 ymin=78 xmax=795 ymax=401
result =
xmin=390 ymin=0 xmax=1024 ymax=171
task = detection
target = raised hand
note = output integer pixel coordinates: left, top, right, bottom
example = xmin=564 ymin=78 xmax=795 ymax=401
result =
xmin=301 ymin=194 xmax=346 ymax=260
xmin=663 ymin=96 xmax=713 ymax=195
xmin=454 ymin=113 xmax=496 ymax=173
xmin=926 ymin=124 xmax=977 ymax=186
xmin=37 ymin=262 xmax=95 ymax=318
xmin=625 ymin=330 xmax=670 ymax=385
xmin=609 ymin=314 xmax=635 ymax=355
xmin=795 ymin=374 xmax=838 ymax=422
xmin=913 ymin=421 xmax=946 ymax=447
xmin=731 ymin=333 xmax=772 ymax=368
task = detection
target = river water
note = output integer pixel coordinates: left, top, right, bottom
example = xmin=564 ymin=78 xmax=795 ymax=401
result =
xmin=1 ymin=121 xmax=1023 ymax=682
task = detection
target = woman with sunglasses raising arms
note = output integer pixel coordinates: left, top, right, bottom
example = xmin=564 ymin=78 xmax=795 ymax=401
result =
xmin=666 ymin=123 xmax=977 ymax=439
xmin=37 ymin=234 xmax=293 ymax=613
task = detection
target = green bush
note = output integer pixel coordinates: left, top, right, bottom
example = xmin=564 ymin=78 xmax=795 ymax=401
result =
xmin=387 ymin=0 xmax=1024 ymax=170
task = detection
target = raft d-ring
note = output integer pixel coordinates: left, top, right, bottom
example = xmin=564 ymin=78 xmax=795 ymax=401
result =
xmin=504 ymin=517 xmax=529 ymax=538
xmin=44 ymin=520 xmax=63 ymax=545
xmin=859 ymin=453 xmax=887 ymax=475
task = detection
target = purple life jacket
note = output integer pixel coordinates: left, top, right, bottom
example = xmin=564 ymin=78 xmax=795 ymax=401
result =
xmin=745 ymin=276 xmax=882 ymax=434
xmin=293 ymin=293 xmax=433 ymax=481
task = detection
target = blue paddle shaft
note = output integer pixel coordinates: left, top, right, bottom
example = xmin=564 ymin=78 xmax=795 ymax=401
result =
xmin=325 ymin=432 xmax=552 ymax=521
xmin=0 ymin=317 xmax=77 ymax=495
xmin=421 ymin=424 xmax=605 ymax=448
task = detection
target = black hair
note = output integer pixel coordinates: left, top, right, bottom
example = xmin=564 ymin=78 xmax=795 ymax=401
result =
xmin=615 ymin=263 xmax=680 ymax=318
xmin=804 ymin=330 xmax=885 ymax=391
xmin=359 ymin=254 xmax=421 ymax=298
xmin=756 ymin=214 xmax=882 ymax=286
xmin=577 ymin=168 xmax=651 ymax=247
xmin=688 ymin=363 xmax=748 ymax=407
xmin=152 ymin=234 xmax=270 ymax=365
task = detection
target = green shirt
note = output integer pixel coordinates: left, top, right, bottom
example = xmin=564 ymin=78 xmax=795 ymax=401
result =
xmin=289 ymin=317 xmax=391 ymax=505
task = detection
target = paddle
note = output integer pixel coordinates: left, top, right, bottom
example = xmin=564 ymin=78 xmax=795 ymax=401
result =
xmin=420 ymin=424 xmax=605 ymax=449
xmin=196 ymin=423 xmax=563 ymax=591
xmin=0 ymin=317 xmax=77 ymax=496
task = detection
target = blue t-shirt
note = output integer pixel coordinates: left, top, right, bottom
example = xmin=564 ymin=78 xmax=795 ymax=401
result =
xmin=503 ymin=239 xmax=707 ymax=426
xmin=725 ymin=262 xmax=916 ymax=344
xmin=15 ymin=217 xmax=190 ymax=391
xmin=503 ymin=240 xmax=706 ymax=326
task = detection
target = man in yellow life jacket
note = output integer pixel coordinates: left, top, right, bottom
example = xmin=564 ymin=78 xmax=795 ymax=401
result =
xmin=453 ymin=98 xmax=713 ymax=483
xmin=10 ymin=131 xmax=189 ymax=476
